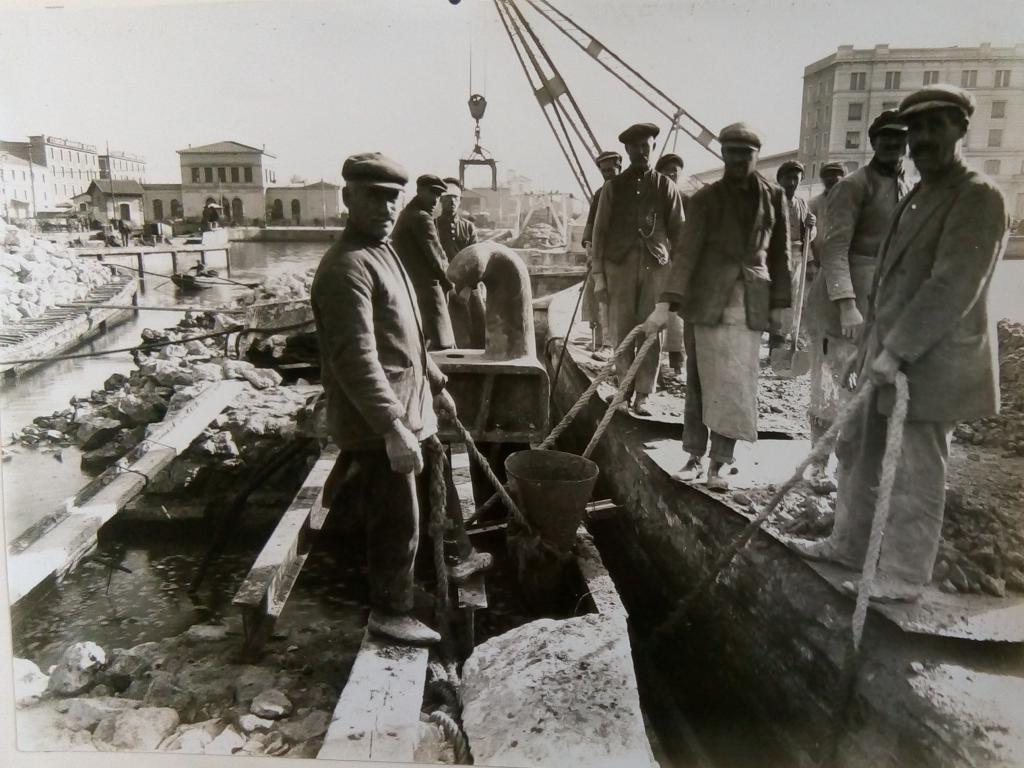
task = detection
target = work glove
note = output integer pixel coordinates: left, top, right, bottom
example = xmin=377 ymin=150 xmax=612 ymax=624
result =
xmin=643 ymin=302 xmax=671 ymax=335
xmin=385 ymin=419 xmax=423 ymax=475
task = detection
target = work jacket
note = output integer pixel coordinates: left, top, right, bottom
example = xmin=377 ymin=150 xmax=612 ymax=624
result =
xmin=311 ymin=227 xmax=447 ymax=450
xmin=660 ymin=173 xmax=791 ymax=331
xmin=862 ymin=159 xmax=1008 ymax=422
xmin=437 ymin=210 xmax=478 ymax=261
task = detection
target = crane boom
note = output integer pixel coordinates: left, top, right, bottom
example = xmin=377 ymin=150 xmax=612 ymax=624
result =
xmin=523 ymin=0 xmax=721 ymax=160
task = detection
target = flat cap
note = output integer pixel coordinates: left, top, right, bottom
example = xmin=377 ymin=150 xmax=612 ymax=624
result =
xmin=899 ymin=84 xmax=975 ymax=119
xmin=595 ymin=150 xmax=622 ymax=166
xmin=775 ymin=160 xmax=805 ymax=180
xmin=618 ymin=123 xmax=660 ymax=144
xmin=342 ymin=152 xmax=408 ymax=190
xmin=819 ymin=161 xmax=846 ymax=177
xmin=718 ymin=122 xmax=762 ymax=150
xmin=655 ymin=153 xmax=685 ymax=172
xmin=416 ymin=174 xmax=447 ymax=193
xmin=868 ymin=109 xmax=907 ymax=140
xmin=441 ymin=177 xmax=464 ymax=196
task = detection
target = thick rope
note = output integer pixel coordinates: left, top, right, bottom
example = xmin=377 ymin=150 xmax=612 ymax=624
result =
xmin=583 ymin=332 xmax=658 ymax=458
xmin=429 ymin=710 xmax=473 ymax=765
xmin=425 ymin=438 xmax=454 ymax=656
xmin=651 ymin=379 xmax=878 ymax=643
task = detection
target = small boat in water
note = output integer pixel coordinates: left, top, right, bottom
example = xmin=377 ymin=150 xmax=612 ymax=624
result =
xmin=171 ymin=269 xmax=220 ymax=292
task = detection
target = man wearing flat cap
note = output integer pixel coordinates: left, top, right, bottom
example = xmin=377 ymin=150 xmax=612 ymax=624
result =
xmin=312 ymin=152 xmax=458 ymax=645
xmin=770 ymin=159 xmax=817 ymax=354
xmin=591 ymin=122 xmax=687 ymax=415
xmin=581 ymin=150 xmax=622 ymax=360
xmin=438 ymin=177 xmax=484 ymax=348
xmin=645 ymin=122 xmax=790 ymax=490
xmin=808 ymin=161 xmax=846 ymax=267
xmin=793 ymin=85 xmax=1010 ymax=602
xmin=802 ymin=110 xmax=911 ymax=491
xmin=392 ymin=174 xmax=455 ymax=350
xmin=655 ymin=152 xmax=689 ymax=373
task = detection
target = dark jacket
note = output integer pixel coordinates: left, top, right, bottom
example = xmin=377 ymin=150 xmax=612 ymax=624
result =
xmin=437 ymin=210 xmax=478 ymax=260
xmin=582 ymin=187 xmax=603 ymax=247
xmin=391 ymin=198 xmax=455 ymax=349
xmin=311 ymin=227 xmax=447 ymax=450
xmin=660 ymin=174 xmax=791 ymax=331
xmin=862 ymin=159 xmax=1008 ymax=423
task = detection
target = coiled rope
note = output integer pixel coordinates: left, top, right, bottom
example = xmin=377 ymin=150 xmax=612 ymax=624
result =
xmin=429 ymin=710 xmax=473 ymax=765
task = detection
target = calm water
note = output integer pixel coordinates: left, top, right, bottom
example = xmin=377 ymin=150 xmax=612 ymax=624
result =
xmin=1 ymin=240 xmax=330 ymax=544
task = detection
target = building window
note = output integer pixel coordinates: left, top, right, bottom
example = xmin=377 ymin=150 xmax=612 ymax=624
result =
xmin=845 ymin=131 xmax=861 ymax=149
xmin=230 ymin=166 xmax=239 ymax=183
xmin=217 ymin=167 xmax=227 ymax=183
xmin=984 ymin=160 xmax=1001 ymax=175
xmin=995 ymin=69 xmax=1010 ymax=88
xmin=961 ymin=70 xmax=977 ymax=88
xmin=191 ymin=168 xmax=201 ymax=183
xmin=850 ymin=72 xmax=866 ymax=90
xmin=884 ymin=71 xmax=901 ymax=89
xmin=988 ymin=129 xmax=1003 ymax=148
xmin=204 ymin=167 xmax=213 ymax=183
xmin=244 ymin=166 xmax=253 ymax=183
xmin=882 ymin=101 xmax=898 ymax=110
xmin=848 ymin=102 xmax=863 ymax=121
xmin=992 ymin=101 xmax=1006 ymax=119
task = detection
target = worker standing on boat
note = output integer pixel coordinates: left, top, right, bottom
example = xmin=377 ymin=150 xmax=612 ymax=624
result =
xmin=581 ymin=150 xmax=622 ymax=361
xmin=802 ymin=111 xmax=910 ymax=491
xmin=591 ymin=122 xmax=686 ymax=416
xmin=645 ymin=123 xmax=790 ymax=490
xmin=391 ymin=174 xmax=456 ymax=350
xmin=769 ymin=160 xmax=816 ymax=356
xmin=438 ymin=178 xmax=484 ymax=348
xmin=311 ymin=152 xmax=456 ymax=645
xmin=655 ymin=152 xmax=689 ymax=374
xmin=793 ymin=86 xmax=1009 ymax=602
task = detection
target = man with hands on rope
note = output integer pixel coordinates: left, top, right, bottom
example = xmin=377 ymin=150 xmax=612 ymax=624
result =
xmin=311 ymin=153 xmax=468 ymax=646
xmin=791 ymin=86 xmax=1010 ymax=603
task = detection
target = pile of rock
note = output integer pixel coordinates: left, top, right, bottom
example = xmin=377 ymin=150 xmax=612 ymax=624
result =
xmin=0 ymin=218 xmax=114 ymax=324
xmin=239 ymin=267 xmax=315 ymax=306
xmin=13 ymin=619 xmax=357 ymax=757
xmin=956 ymin=320 xmax=1024 ymax=456
xmin=512 ymin=222 xmax=565 ymax=249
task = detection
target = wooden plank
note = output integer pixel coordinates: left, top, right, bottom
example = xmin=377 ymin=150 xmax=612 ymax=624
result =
xmin=575 ymin=526 xmax=628 ymax=623
xmin=317 ymin=631 xmax=428 ymax=763
xmin=457 ymin=575 xmax=487 ymax=610
xmin=308 ymin=447 xmax=339 ymax=531
xmin=7 ymin=381 xmax=245 ymax=604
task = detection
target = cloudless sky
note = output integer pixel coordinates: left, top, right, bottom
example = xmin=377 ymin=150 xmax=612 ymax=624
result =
xmin=1 ymin=0 xmax=1021 ymax=194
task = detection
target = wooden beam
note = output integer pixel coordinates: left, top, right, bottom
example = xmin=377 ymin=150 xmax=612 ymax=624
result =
xmin=317 ymin=631 xmax=428 ymax=763
xmin=7 ymin=380 xmax=246 ymax=604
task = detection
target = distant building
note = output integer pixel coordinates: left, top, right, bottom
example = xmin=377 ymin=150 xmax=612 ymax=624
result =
xmin=0 ymin=151 xmax=51 ymax=219
xmin=800 ymin=43 xmax=1024 ymax=217
xmin=142 ymin=183 xmax=184 ymax=222
xmin=176 ymin=140 xmax=277 ymax=224
xmin=100 ymin=150 xmax=146 ymax=183
xmin=76 ymin=179 xmax=145 ymax=225
xmin=266 ymin=180 xmax=342 ymax=225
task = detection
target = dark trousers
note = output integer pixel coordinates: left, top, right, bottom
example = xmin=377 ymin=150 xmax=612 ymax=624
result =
xmin=682 ymin=323 xmax=737 ymax=464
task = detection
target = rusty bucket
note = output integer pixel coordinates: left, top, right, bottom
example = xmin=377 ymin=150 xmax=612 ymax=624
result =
xmin=505 ymin=449 xmax=599 ymax=552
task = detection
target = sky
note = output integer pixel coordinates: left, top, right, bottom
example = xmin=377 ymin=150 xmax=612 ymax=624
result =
xmin=1 ymin=0 xmax=1022 ymax=195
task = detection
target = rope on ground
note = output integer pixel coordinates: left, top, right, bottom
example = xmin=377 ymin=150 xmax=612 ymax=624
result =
xmin=651 ymin=379 xmax=879 ymax=644
xmin=830 ymin=373 xmax=910 ymax=761
xmin=0 ymin=325 xmax=246 ymax=366
xmin=429 ymin=710 xmax=474 ymax=765
xmin=465 ymin=323 xmax=647 ymax=524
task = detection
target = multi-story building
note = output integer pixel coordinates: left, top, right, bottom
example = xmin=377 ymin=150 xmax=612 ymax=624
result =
xmin=100 ymin=150 xmax=146 ymax=183
xmin=266 ymin=181 xmax=342 ymax=225
xmin=176 ymin=140 xmax=277 ymax=224
xmin=0 ymin=135 xmax=102 ymax=205
xmin=0 ymin=151 xmax=51 ymax=219
xmin=800 ymin=43 xmax=1024 ymax=217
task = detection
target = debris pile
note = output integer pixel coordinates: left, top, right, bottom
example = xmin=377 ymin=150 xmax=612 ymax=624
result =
xmin=512 ymin=222 xmax=565 ymax=249
xmin=237 ymin=267 xmax=315 ymax=306
xmin=13 ymin=619 xmax=362 ymax=757
xmin=0 ymin=219 xmax=114 ymax=324
xmin=955 ymin=320 xmax=1024 ymax=456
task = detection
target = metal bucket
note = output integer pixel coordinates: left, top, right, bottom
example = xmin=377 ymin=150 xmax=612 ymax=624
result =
xmin=505 ymin=449 xmax=599 ymax=552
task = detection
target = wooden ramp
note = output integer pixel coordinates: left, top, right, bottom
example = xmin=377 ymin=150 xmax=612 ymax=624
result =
xmin=7 ymin=380 xmax=245 ymax=604
xmin=317 ymin=631 xmax=429 ymax=763
xmin=232 ymin=445 xmax=337 ymax=658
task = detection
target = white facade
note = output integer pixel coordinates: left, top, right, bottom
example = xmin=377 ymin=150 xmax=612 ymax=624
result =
xmin=100 ymin=150 xmax=146 ymax=183
xmin=0 ymin=152 xmax=50 ymax=219
xmin=177 ymin=141 xmax=277 ymax=224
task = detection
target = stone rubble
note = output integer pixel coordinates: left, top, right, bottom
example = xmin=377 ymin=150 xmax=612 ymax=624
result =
xmin=0 ymin=218 xmax=115 ymax=324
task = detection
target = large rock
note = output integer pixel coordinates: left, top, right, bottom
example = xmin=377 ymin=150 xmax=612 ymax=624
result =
xmin=13 ymin=657 xmax=49 ymax=707
xmin=64 ymin=696 xmax=142 ymax=731
xmin=144 ymin=672 xmax=197 ymax=719
xmin=100 ymin=642 xmax=162 ymax=692
xmin=46 ymin=641 xmax=107 ymax=696
xmin=461 ymin=614 xmax=657 ymax=768
xmin=234 ymin=666 xmax=277 ymax=704
xmin=75 ymin=415 xmax=123 ymax=451
xmin=105 ymin=392 xmax=167 ymax=427
xmin=250 ymin=689 xmax=292 ymax=719
xmin=95 ymin=706 xmax=179 ymax=751
xmin=158 ymin=717 xmax=227 ymax=752
xmin=279 ymin=709 xmax=330 ymax=742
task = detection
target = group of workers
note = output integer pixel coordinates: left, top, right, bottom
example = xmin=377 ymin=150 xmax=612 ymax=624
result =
xmin=310 ymin=81 xmax=1009 ymax=647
